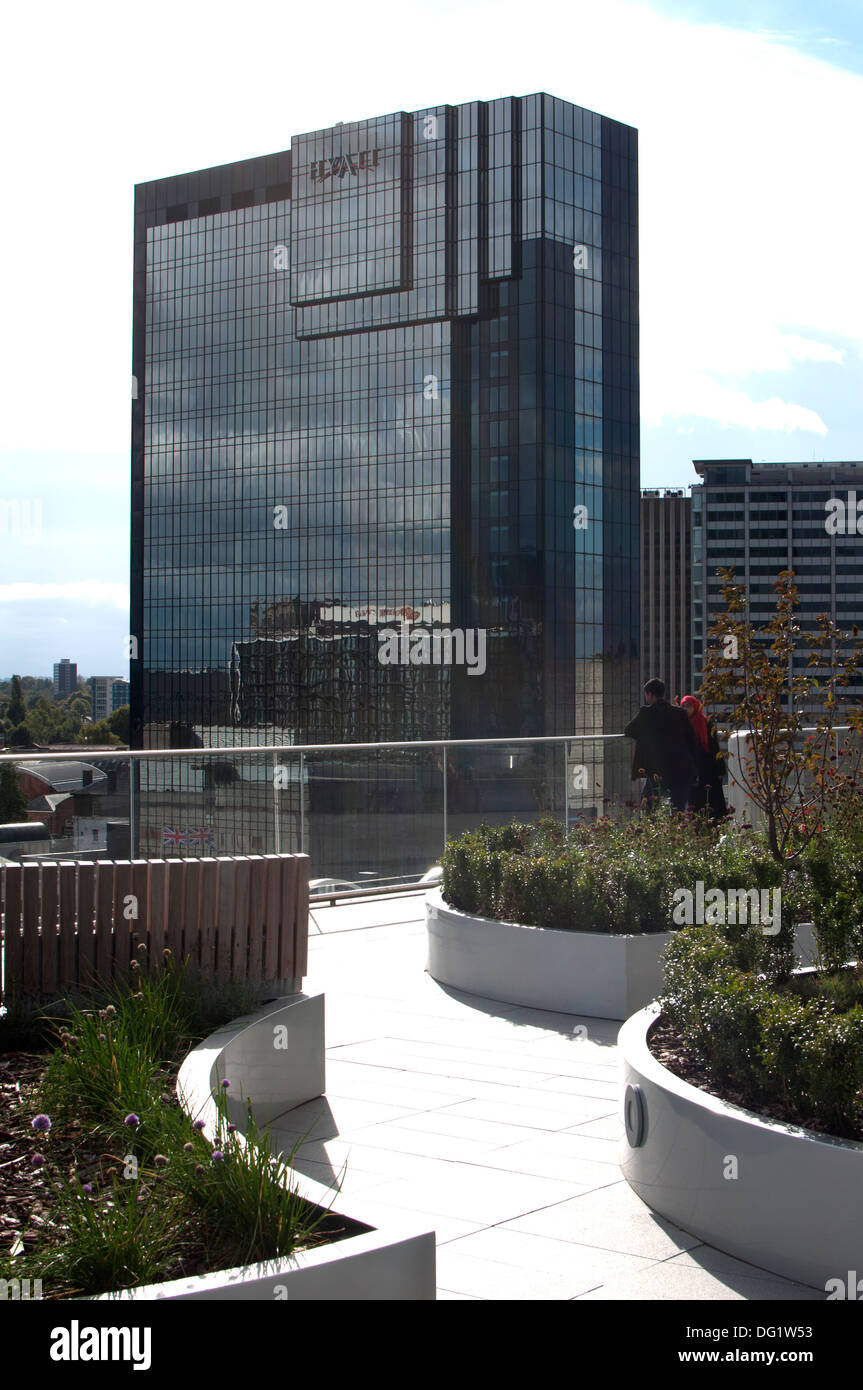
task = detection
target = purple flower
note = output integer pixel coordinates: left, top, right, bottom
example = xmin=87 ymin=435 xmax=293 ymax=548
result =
xmin=192 ymin=1119 xmax=206 ymax=1131
xmin=124 ymin=1113 xmax=140 ymax=1128
xmin=220 ymin=1079 xmax=231 ymax=1089
xmin=194 ymin=1163 xmax=205 ymax=1175
xmin=212 ymin=1151 xmax=225 ymax=1163
xmin=82 ymin=1183 xmax=93 ymax=1195
xmin=99 ymin=1034 xmax=107 ymax=1042
xmin=32 ymin=1115 xmax=51 ymax=1134
xmin=227 ymin=1123 xmax=237 ymax=1134
xmin=30 ymin=1153 xmax=45 ymax=1167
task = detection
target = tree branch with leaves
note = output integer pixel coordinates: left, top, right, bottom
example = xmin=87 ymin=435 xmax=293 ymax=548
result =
xmin=697 ymin=569 xmax=863 ymax=862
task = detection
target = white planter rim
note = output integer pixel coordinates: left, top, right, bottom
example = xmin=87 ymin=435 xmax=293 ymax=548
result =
xmin=621 ymin=1002 xmax=863 ymax=1152
xmin=428 ymin=887 xmax=672 ymax=940
xmin=95 ymin=995 xmax=435 ymax=1299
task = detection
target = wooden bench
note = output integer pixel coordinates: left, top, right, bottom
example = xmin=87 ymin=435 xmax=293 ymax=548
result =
xmin=0 ymin=853 xmax=309 ymax=1004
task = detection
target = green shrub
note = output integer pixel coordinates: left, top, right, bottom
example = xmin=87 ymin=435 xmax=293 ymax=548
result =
xmin=661 ymin=921 xmax=863 ymax=1137
xmin=803 ymin=823 xmax=863 ymax=971
xmin=441 ymin=814 xmax=789 ymax=937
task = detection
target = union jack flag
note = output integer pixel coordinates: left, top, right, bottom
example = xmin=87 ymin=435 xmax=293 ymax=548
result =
xmin=162 ymin=827 xmax=186 ymax=848
xmin=189 ymin=827 xmax=215 ymax=850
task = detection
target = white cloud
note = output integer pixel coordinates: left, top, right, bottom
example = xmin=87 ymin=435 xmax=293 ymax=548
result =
xmin=644 ymin=372 xmax=828 ymax=434
xmin=0 ymin=0 xmax=859 ymax=459
xmin=0 ymin=582 xmax=128 ymax=609
xmin=777 ymin=335 xmax=845 ymax=367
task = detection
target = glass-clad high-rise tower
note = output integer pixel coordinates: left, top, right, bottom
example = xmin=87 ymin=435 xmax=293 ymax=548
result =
xmin=131 ymin=94 xmax=639 ymax=868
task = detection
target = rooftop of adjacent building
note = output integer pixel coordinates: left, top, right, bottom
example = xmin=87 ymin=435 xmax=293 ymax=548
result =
xmin=693 ymin=458 xmax=863 ymax=483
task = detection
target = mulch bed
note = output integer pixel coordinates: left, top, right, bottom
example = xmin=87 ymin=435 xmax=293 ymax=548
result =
xmin=0 ymin=1050 xmax=233 ymax=1286
xmin=647 ymin=1017 xmax=860 ymax=1141
xmin=0 ymin=1052 xmax=58 ymax=1259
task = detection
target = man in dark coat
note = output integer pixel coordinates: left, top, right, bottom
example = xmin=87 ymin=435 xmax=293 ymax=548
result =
xmin=624 ymin=678 xmax=699 ymax=812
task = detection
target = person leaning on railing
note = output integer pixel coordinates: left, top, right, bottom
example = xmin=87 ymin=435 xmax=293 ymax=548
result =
xmin=624 ymin=677 xmax=699 ymax=813
xmin=679 ymin=694 xmax=729 ymax=822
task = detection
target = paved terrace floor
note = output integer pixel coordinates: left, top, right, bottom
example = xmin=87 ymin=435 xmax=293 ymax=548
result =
xmin=269 ymin=892 xmax=823 ymax=1302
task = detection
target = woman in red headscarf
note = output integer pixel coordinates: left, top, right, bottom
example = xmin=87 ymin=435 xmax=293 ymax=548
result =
xmin=680 ymin=695 xmax=728 ymax=821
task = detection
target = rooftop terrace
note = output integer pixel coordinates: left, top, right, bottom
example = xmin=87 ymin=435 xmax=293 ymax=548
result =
xmin=275 ymin=891 xmax=823 ymax=1301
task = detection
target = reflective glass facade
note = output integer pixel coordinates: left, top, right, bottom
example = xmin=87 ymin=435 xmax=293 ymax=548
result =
xmin=131 ymin=94 xmax=639 ymax=861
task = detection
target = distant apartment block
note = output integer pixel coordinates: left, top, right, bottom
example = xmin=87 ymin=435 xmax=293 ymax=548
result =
xmin=692 ymin=458 xmax=863 ymax=708
xmin=53 ymin=659 xmax=77 ymax=699
xmin=92 ymin=677 xmax=130 ymax=722
xmin=112 ymin=679 xmax=131 ymax=711
xmin=640 ymin=488 xmax=691 ymax=699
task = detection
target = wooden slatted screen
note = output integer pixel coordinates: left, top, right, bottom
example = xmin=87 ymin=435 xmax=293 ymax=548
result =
xmin=0 ymin=853 xmax=309 ymax=1003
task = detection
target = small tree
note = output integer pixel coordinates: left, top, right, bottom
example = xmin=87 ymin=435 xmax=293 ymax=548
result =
xmin=7 ymin=724 xmax=35 ymax=749
xmin=81 ymin=718 xmax=122 ymax=745
xmin=107 ymin=704 xmax=130 ymax=744
xmin=6 ymin=675 xmax=26 ymax=726
xmin=698 ymin=569 xmax=863 ymax=862
xmin=0 ymin=764 xmax=27 ymax=822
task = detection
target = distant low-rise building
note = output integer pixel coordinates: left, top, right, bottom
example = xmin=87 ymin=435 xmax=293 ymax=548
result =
xmin=13 ymin=758 xmax=129 ymax=854
xmin=26 ymin=792 xmax=74 ymax=838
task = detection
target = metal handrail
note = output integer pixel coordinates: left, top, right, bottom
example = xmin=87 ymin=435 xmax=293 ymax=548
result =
xmin=310 ymin=881 xmax=432 ymax=907
xmin=0 ymin=731 xmax=625 ymax=764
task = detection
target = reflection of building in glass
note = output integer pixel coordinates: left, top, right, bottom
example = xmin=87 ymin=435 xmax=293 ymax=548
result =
xmin=131 ymin=95 xmax=640 ymax=862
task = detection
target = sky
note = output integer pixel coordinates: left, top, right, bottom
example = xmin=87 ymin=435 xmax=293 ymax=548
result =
xmin=1 ymin=0 xmax=861 ymax=678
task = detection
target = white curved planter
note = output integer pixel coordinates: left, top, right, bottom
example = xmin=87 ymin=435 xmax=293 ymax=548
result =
xmin=619 ymin=1003 xmax=863 ymax=1291
xmin=426 ymin=889 xmax=670 ymax=1020
xmin=98 ymin=993 xmax=435 ymax=1301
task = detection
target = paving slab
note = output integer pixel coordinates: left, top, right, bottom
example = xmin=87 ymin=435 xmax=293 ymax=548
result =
xmin=295 ymin=895 xmax=816 ymax=1301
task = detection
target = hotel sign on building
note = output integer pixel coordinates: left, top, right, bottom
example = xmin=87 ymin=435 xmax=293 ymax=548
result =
xmin=309 ymin=148 xmax=382 ymax=183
